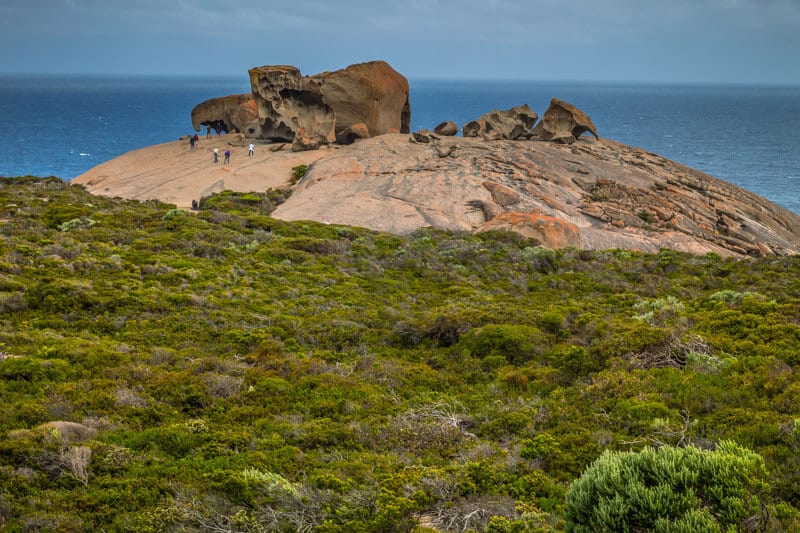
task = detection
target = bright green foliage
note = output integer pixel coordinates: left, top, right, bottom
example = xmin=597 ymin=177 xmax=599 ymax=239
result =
xmin=1 ymin=177 xmax=800 ymax=530
xmin=565 ymin=442 xmax=773 ymax=532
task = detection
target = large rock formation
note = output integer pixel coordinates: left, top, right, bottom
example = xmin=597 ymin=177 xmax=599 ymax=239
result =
xmin=531 ymin=98 xmax=599 ymax=143
xmin=272 ymin=134 xmax=800 ymax=257
xmin=191 ymin=94 xmax=259 ymax=135
xmin=312 ymin=60 xmax=411 ymax=137
xmin=248 ymin=65 xmax=337 ymax=149
xmin=191 ymin=60 xmax=410 ymax=151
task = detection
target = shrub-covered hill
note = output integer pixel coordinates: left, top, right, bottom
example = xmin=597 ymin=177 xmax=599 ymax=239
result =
xmin=1 ymin=176 xmax=800 ymax=531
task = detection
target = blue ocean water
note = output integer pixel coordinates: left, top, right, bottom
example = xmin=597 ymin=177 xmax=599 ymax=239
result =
xmin=1 ymin=75 xmax=799 ymax=214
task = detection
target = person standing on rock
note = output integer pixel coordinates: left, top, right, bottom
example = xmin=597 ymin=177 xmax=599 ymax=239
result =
xmin=206 ymin=126 xmax=211 ymax=138
xmin=189 ymin=135 xmax=196 ymax=151
xmin=213 ymin=148 xmax=219 ymax=163
xmin=193 ymin=133 xmax=199 ymax=146
xmin=248 ymin=143 xmax=254 ymax=157
xmin=224 ymin=149 xmax=231 ymax=164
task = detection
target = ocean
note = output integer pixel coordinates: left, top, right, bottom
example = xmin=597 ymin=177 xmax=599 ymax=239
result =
xmin=1 ymin=75 xmax=799 ymax=214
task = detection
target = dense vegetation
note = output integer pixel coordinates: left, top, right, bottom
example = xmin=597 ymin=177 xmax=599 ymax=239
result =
xmin=1 ymin=176 xmax=800 ymax=531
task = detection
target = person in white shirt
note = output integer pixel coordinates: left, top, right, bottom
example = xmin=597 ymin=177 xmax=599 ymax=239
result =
xmin=248 ymin=143 xmax=255 ymax=157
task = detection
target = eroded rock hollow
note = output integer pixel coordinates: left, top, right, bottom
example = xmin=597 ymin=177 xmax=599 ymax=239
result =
xmin=192 ymin=60 xmax=410 ymax=151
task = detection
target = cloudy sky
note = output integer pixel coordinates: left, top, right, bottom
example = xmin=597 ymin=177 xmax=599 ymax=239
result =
xmin=2 ymin=0 xmax=799 ymax=84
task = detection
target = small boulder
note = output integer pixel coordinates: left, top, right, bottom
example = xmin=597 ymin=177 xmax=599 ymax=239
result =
xmin=336 ymin=122 xmax=371 ymax=145
xmin=531 ymin=98 xmax=599 ymax=142
xmin=292 ymin=127 xmax=328 ymax=151
xmin=411 ymin=129 xmax=435 ymax=143
xmin=433 ymin=121 xmax=458 ymax=136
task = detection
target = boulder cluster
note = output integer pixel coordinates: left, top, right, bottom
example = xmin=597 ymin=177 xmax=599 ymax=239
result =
xmin=415 ymin=99 xmax=599 ymax=145
xmin=192 ymin=60 xmax=599 ymax=153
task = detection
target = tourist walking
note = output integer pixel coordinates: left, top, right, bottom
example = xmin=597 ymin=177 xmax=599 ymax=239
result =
xmin=193 ymin=133 xmax=199 ymax=146
xmin=189 ymin=135 xmax=196 ymax=151
xmin=206 ymin=126 xmax=211 ymax=138
xmin=248 ymin=143 xmax=254 ymax=157
xmin=213 ymin=148 xmax=219 ymax=163
xmin=224 ymin=149 xmax=231 ymax=164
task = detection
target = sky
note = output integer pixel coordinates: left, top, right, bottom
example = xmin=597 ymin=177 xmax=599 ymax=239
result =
xmin=1 ymin=0 xmax=799 ymax=84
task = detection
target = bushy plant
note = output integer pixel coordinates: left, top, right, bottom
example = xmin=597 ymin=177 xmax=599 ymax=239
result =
xmin=565 ymin=441 xmax=777 ymax=532
xmin=456 ymin=324 xmax=549 ymax=365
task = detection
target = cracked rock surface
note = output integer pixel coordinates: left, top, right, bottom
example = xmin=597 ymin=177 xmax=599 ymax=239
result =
xmin=274 ymin=134 xmax=800 ymax=256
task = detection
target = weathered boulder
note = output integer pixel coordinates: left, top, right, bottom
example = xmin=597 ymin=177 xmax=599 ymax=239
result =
xmin=247 ymin=61 xmax=410 ymax=151
xmin=434 ymin=121 xmax=458 ymax=136
xmin=316 ymin=60 xmax=411 ymax=137
xmin=463 ymin=105 xmax=538 ymax=140
xmin=532 ymin=98 xmax=599 ymax=143
xmin=249 ymin=65 xmax=336 ymax=148
xmin=191 ymin=94 xmax=259 ymax=135
xmin=478 ymin=212 xmax=581 ymax=248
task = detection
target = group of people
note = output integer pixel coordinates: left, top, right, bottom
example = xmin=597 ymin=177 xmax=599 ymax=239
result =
xmin=190 ymin=134 xmax=256 ymax=165
xmin=212 ymin=148 xmax=232 ymax=164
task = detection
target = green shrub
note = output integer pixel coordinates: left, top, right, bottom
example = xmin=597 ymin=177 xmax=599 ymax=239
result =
xmin=290 ymin=164 xmax=308 ymax=183
xmin=565 ymin=441 xmax=774 ymax=532
xmin=456 ymin=324 xmax=549 ymax=365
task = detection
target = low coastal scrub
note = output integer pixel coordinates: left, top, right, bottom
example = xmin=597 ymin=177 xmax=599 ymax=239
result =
xmin=1 ymin=176 xmax=800 ymax=530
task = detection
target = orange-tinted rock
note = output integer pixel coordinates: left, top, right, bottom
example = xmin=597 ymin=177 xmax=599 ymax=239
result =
xmin=532 ymin=98 xmax=599 ymax=142
xmin=317 ymin=60 xmax=410 ymax=137
xmin=191 ymin=94 xmax=259 ymax=135
xmin=248 ymin=60 xmax=409 ymax=151
xmin=478 ymin=212 xmax=581 ymax=248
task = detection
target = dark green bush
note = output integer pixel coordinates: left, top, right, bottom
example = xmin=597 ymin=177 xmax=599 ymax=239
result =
xmin=456 ymin=324 xmax=549 ymax=365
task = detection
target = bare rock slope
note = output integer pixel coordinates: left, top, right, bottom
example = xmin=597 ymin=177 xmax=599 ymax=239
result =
xmin=273 ymin=134 xmax=800 ymax=257
xmin=73 ymin=134 xmax=332 ymax=209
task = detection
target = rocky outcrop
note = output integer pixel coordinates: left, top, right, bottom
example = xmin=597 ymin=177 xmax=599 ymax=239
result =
xmin=191 ymin=94 xmax=259 ymax=135
xmin=246 ymin=60 xmax=409 ymax=150
xmin=463 ymin=105 xmax=538 ymax=140
xmin=531 ymin=98 xmax=599 ymax=143
xmin=272 ymin=134 xmax=800 ymax=257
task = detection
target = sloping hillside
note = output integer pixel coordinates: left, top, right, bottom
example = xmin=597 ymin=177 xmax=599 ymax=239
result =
xmin=1 ymin=177 xmax=800 ymax=530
